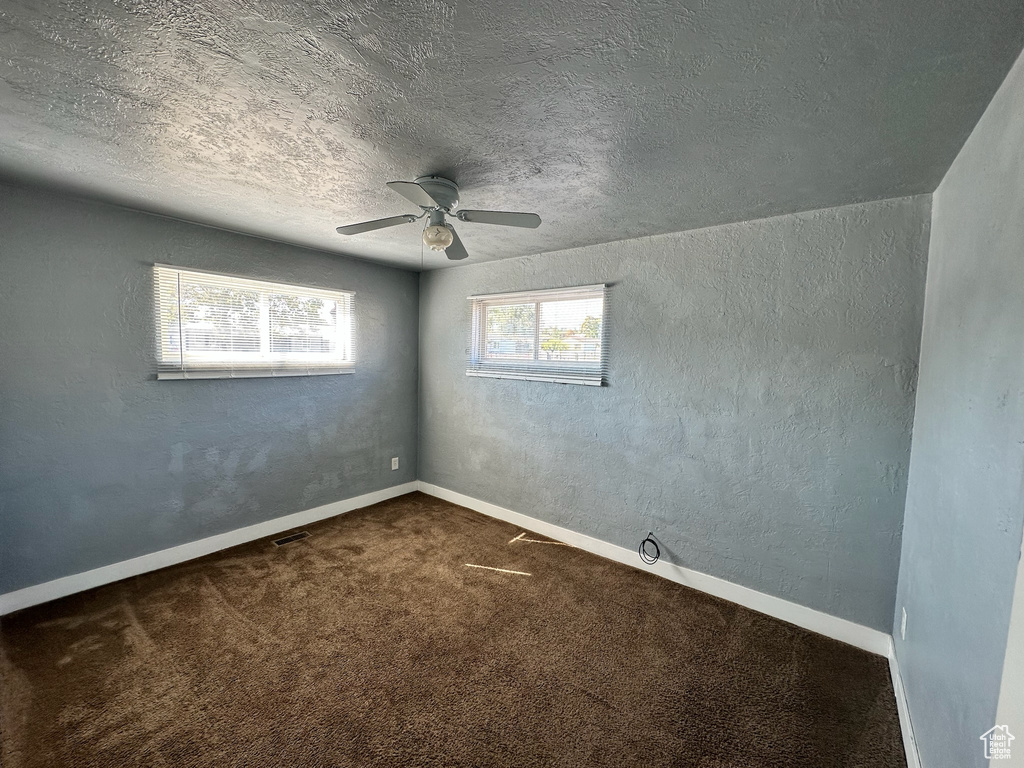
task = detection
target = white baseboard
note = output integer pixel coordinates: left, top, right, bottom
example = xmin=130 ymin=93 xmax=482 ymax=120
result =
xmin=0 ymin=481 xmax=419 ymax=616
xmin=5 ymin=479 xmax=893 ymax=657
xmin=3 ymin=478 xmax=916 ymax=762
xmin=416 ymin=481 xmax=892 ymax=657
xmin=888 ymin=638 xmax=922 ymax=768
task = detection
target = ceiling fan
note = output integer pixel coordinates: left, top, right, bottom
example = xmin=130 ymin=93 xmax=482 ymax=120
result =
xmin=336 ymin=176 xmax=541 ymax=261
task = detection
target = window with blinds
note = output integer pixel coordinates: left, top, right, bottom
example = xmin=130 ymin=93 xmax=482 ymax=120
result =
xmin=153 ymin=265 xmax=354 ymax=380
xmin=467 ymin=284 xmax=608 ymax=386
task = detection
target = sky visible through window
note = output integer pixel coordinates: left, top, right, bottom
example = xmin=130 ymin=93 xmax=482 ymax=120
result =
xmin=485 ymin=297 xmax=602 ymax=362
xmin=155 ymin=265 xmax=354 ymax=378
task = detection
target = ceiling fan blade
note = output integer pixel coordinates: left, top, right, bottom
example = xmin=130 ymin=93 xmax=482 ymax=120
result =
xmin=387 ymin=181 xmax=440 ymax=208
xmin=456 ymin=210 xmax=541 ymax=228
xmin=336 ymin=214 xmax=417 ymax=236
xmin=444 ymin=224 xmax=469 ymax=260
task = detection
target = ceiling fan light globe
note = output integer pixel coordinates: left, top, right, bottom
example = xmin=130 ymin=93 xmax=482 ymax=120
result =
xmin=423 ymin=224 xmax=454 ymax=251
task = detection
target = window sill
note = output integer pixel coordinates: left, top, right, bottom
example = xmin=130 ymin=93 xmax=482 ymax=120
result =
xmin=158 ymin=367 xmax=354 ymax=380
xmin=466 ymin=370 xmax=602 ymax=386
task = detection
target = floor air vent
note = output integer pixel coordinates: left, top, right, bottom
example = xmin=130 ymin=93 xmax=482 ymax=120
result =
xmin=273 ymin=531 xmax=310 ymax=547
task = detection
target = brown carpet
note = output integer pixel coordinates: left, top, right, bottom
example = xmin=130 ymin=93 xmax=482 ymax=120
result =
xmin=0 ymin=492 xmax=905 ymax=767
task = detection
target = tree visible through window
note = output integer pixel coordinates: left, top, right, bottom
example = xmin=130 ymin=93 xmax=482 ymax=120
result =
xmin=469 ymin=285 xmax=607 ymax=386
xmin=154 ymin=265 xmax=354 ymax=379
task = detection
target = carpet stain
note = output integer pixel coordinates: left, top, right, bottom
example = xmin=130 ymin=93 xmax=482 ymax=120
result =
xmin=0 ymin=492 xmax=906 ymax=767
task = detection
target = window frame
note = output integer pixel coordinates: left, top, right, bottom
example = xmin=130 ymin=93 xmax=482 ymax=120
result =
xmin=153 ymin=264 xmax=355 ymax=380
xmin=467 ymin=284 xmax=608 ymax=386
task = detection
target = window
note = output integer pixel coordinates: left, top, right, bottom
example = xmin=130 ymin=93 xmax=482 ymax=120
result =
xmin=154 ymin=264 xmax=354 ymax=379
xmin=467 ymin=284 xmax=607 ymax=386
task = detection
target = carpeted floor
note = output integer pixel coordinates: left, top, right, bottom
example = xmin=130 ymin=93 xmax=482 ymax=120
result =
xmin=0 ymin=492 xmax=906 ymax=767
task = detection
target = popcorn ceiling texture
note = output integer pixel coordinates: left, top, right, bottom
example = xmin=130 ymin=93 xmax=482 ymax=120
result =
xmin=0 ymin=0 xmax=1020 ymax=269
xmin=0 ymin=182 xmax=419 ymax=594
xmin=418 ymin=195 xmax=930 ymax=631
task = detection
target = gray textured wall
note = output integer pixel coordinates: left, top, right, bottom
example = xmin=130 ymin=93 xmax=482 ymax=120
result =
xmin=0 ymin=183 xmax=419 ymax=594
xmin=419 ymin=196 xmax=930 ymax=631
xmin=893 ymin=49 xmax=1024 ymax=768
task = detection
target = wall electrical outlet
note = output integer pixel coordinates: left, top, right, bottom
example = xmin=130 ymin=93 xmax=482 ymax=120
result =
xmin=391 ymin=457 xmax=399 ymax=471
xmin=901 ymin=607 xmax=908 ymax=640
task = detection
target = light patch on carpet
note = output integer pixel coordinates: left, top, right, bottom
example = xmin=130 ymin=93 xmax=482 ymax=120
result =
xmin=464 ymin=563 xmax=532 ymax=576
xmin=508 ymin=532 xmax=572 ymax=547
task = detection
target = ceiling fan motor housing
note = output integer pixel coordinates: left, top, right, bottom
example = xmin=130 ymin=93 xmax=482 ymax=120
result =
xmin=414 ymin=176 xmax=460 ymax=211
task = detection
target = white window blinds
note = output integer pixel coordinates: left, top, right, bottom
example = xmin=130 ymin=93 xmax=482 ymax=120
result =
xmin=467 ymin=284 xmax=608 ymax=386
xmin=154 ymin=265 xmax=354 ymax=380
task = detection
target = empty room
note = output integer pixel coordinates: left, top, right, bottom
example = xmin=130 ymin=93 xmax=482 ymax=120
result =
xmin=2 ymin=1 xmax=1023 ymax=766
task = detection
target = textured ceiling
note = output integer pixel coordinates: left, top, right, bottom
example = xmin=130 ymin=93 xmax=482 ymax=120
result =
xmin=1 ymin=1 xmax=1022 ymax=270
